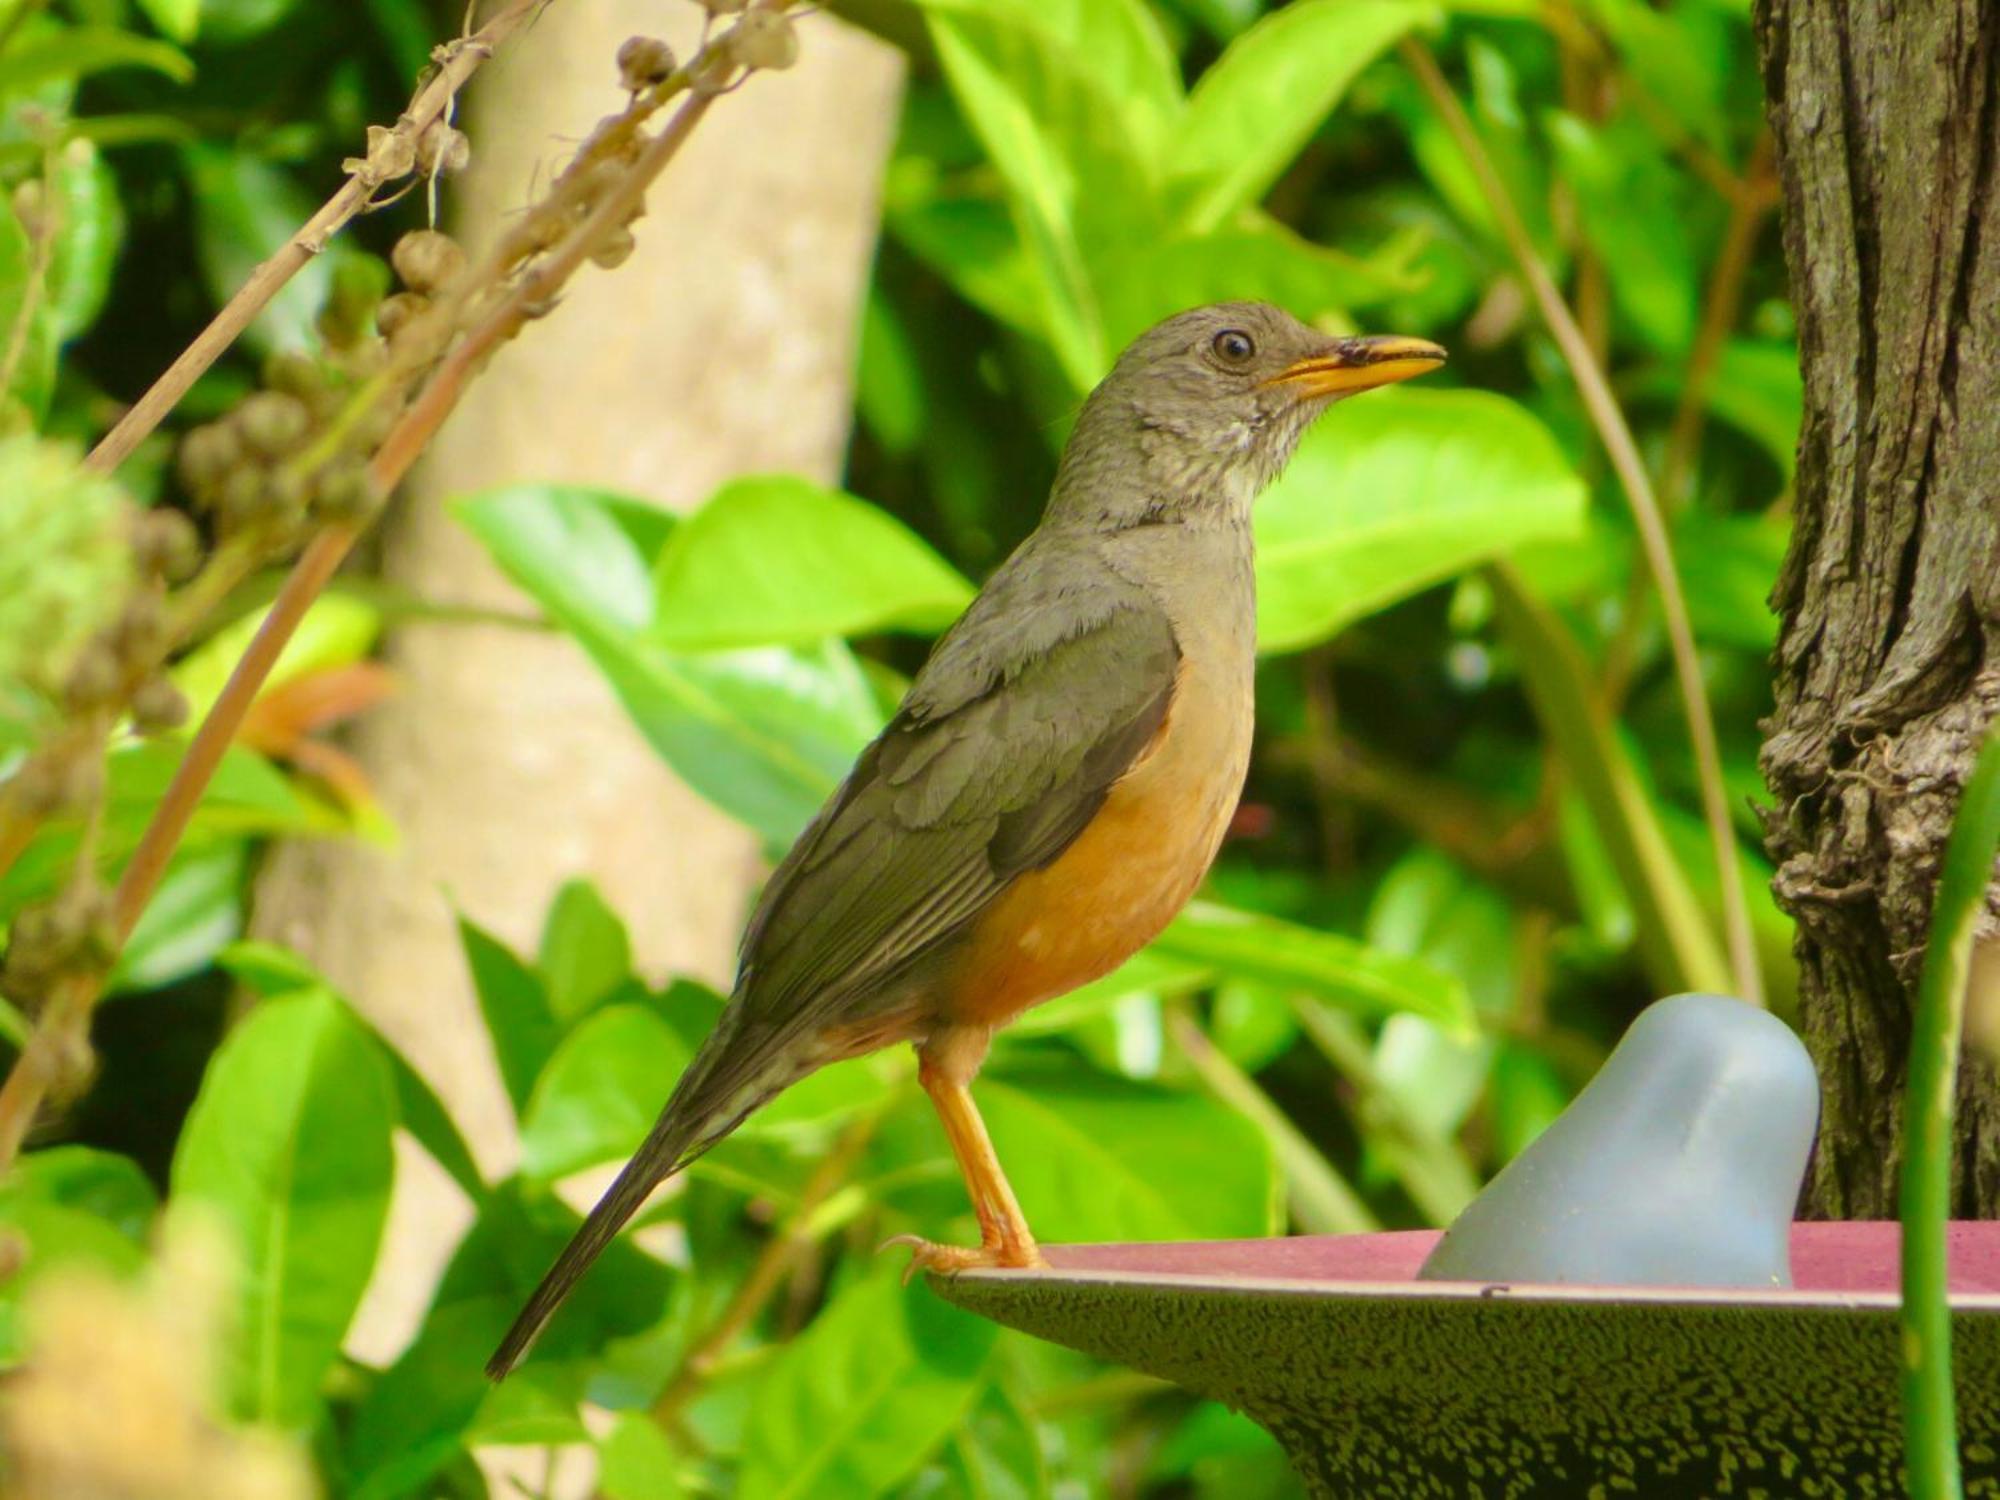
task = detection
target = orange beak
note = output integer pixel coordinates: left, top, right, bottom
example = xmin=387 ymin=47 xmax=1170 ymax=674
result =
xmin=1262 ymin=334 xmax=1448 ymax=399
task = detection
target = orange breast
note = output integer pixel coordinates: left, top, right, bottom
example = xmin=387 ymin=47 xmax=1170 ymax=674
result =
xmin=942 ymin=658 xmax=1252 ymax=1030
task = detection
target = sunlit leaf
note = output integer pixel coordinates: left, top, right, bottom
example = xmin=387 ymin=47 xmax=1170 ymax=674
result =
xmin=1171 ymin=0 xmax=1430 ymax=231
xmin=457 ymin=484 xmax=884 ymax=845
xmin=44 ymin=139 xmax=124 ymax=340
xmin=651 ymin=476 xmax=974 ymax=650
xmin=739 ymin=1270 xmax=995 ymax=1500
xmin=981 ymin=1065 xmax=1278 ymax=1240
xmin=0 ymin=28 xmax=192 ymax=94
xmin=134 ymin=0 xmax=199 ymax=43
xmin=171 ymin=990 xmax=396 ymax=1426
xmin=109 ymin=840 xmax=244 ymax=993
xmin=538 ymin=878 xmax=633 ymax=1024
xmin=1155 ymin=900 xmax=1473 ymax=1034
xmin=173 ymin=593 xmax=381 ymax=725
xmin=1547 ymin=113 xmax=1697 ymax=355
xmin=459 ymin=915 xmax=559 ymax=1118
xmin=518 ymin=1004 xmax=689 ymax=1184
xmin=1255 ymin=389 xmax=1587 ymax=653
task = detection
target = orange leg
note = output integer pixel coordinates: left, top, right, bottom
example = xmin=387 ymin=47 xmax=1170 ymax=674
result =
xmin=884 ymin=1030 xmax=1045 ymax=1277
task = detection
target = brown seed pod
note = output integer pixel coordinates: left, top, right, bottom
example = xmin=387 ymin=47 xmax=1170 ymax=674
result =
xmin=349 ymin=122 xmax=417 ymax=183
xmin=729 ymin=10 xmax=798 ymax=71
xmin=590 ymin=226 xmax=638 ymax=270
xmin=132 ymin=509 xmax=202 ymax=583
xmin=617 ymin=35 xmax=677 ymax=92
xmin=263 ymin=350 xmax=324 ymax=400
xmin=314 ymin=459 xmax=378 ymax=522
xmin=391 ymin=229 xmax=467 ymax=295
xmin=376 ymin=290 xmax=431 ymax=339
xmin=213 ymin=468 xmax=270 ymax=531
xmin=129 ymin=675 xmax=188 ymax=734
xmin=61 ymin=641 xmax=123 ymax=711
xmin=416 ymin=120 xmax=472 ymax=176
xmin=236 ymin=391 xmax=312 ymax=459
xmin=109 ymin=589 xmax=167 ymax=665
xmin=176 ymin=422 xmax=243 ymax=498
xmin=10 ymin=178 xmax=44 ymax=239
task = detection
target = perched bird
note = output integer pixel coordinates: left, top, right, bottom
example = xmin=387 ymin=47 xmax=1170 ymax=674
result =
xmin=488 ymin=301 xmax=1444 ymax=1376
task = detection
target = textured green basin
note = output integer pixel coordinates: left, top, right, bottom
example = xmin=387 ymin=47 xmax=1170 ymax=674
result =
xmin=932 ymin=1223 xmax=2000 ymax=1497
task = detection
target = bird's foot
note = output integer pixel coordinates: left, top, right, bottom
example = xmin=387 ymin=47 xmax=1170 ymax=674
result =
xmin=880 ymin=1233 xmax=1046 ymax=1285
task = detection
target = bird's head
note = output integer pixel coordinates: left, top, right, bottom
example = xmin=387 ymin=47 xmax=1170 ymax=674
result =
xmin=1049 ymin=301 xmax=1445 ymax=530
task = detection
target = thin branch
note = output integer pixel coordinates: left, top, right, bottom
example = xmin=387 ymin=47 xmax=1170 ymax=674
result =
xmin=1659 ymin=131 xmax=1778 ymax=507
xmin=0 ymin=19 xmax=769 ymax=1173
xmin=0 ymin=143 xmax=57 ymax=400
xmin=649 ymin=1108 xmax=881 ymax=1428
xmin=1401 ymin=37 xmax=1764 ymax=1008
xmin=82 ymin=0 xmax=554 ymax=477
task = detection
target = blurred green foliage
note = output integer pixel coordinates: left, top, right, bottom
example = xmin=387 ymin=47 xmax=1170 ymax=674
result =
xmin=0 ymin=0 xmax=1799 ymax=1493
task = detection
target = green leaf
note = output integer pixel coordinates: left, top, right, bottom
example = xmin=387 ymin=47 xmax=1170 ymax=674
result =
xmin=538 ymin=878 xmax=633 ymax=1023
xmin=1094 ymin=214 xmax=1425 ymax=355
xmin=0 ymin=740 xmax=313 ymax=923
xmin=1171 ymin=0 xmax=1430 ymax=231
xmin=1255 ymin=389 xmax=1588 ymax=653
xmin=458 ymin=915 xmax=560 ymax=1118
xmin=12 ymin=1145 xmax=157 ymax=1242
xmin=0 ymin=1197 xmax=146 ymax=1363
xmin=108 ymin=840 xmax=245 ymax=993
xmin=933 ymin=1383 xmax=1050 ymax=1500
xmin=1547 ymin=113 xmax=1696 ymax=355
xmin=650 ymin=476 xmax=974 ymax=650
xmin=598 ymin=1409 xmax=688 ymax=1500
xmin=1705 ymin=339 xmax=1803 ymax=474
xmin=739 ymin=1270 xmax=996 ymax=1500
xmin=927 ymin=8 xmax=1163 ymax=388
xmin=980 ymin=1067 xmax=1277 ymax=1240
xmin=1153 ymin=900 xmax=1473 ymax=1034
xmin=1488 ymin=562 xmax=1731 ymax=996
xmin=184 ymin=145 xmax=327 ymax=354
xmin=224 ymin=944 xmax=485 ymax=1201
xmin=198 ymin=0 xmax=301 ymax=44
xmin=456 ymin=484 xmax=884 ymax=846
xmin=44 ymin=139 xmax=124 ymax=341
xmin=1675 ymin=509 xmax=1787 ymax=651
xmin=170 ymin=990 xmax=396 ymax=1427
xmin=518 ymin=1003 xmax=690 ymax=1183
xmin=0 ymin=28 xmax=193 ymax=95
xmin=0 ymin=188 xmax=53 ymax=419
xmin=134 ymin=0 xmax=200 ymax=42
xmin=173 ymin=592 xmax=380 ymax=725
xmin=344 ymin=1295 xmax=517 ymax=1500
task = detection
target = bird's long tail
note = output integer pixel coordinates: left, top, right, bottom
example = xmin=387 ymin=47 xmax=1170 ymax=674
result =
xmin=485 ymin=1016 xmax=780 ymax=1379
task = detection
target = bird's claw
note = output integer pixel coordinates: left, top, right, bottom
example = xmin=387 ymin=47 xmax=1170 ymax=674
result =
xmin=878 ymin=1233 xmax=1045 ymax=1285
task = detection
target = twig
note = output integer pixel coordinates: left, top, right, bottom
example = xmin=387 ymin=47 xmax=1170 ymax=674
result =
xmin=1659 ymin=131 xmax=1778 ymax=508
xmin=649 ymin=1108 xmax=881 ymax=1427
xmin=1166 ymin=1006 xmax=1378 ymax=1234
xmin=0 ymin=16 xmax=772 ymax=1173
xmin=1899 ymin=724 xmax=2000 ymax=1500
xmin=0 ymin=144 xmax=57 ymax=401
xmin=82 ymin=0 xmax=553 ymax=477
xmin=1401 ymin=37 xmax=1764 ymax=1009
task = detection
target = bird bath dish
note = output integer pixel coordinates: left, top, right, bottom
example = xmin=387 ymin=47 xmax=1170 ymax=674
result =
xmin=932 ymin=1223 xmax=2000 ymax=1497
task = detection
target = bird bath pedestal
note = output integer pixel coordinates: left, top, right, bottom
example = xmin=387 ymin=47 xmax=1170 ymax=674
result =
xmin=932 ymin=1223 xmax=2000 ymax=1497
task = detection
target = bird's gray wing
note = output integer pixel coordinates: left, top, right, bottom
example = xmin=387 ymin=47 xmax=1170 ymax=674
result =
xmin=732 ymin=543 xmax=1181 ymax=1034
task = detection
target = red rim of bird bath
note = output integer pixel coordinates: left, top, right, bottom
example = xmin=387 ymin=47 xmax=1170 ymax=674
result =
xmin=957 ymin=1221 xmax=2000 ymax=1310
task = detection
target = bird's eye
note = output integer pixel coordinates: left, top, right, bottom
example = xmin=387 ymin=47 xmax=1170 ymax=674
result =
xmin=1211 ymin=329 xmax=1256 ymax=365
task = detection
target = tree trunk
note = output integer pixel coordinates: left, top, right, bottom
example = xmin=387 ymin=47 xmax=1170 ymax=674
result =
xmin=1755 ymin=0 xmax=2000 ymax=1217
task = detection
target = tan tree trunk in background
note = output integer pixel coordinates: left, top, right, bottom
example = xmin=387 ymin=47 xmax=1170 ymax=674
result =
xmin=1755 ymin=0 xmax=2000 ymax=1217
xmin=253 ymin=2 xmax=903 ymax=1358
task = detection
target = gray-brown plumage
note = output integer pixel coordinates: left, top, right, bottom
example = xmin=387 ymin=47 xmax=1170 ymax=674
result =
xmin=488 ymin=302 xmax=1444 ymax=1377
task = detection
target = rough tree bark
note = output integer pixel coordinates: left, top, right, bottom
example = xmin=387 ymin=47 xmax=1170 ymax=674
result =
xmin=1755 ymin=1 xmax=2000 ymax=1217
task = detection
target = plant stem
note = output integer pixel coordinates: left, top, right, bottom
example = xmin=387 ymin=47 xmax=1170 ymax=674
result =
xmin=1166 ymin=1005 xmax=1378 ymax=1234
xmin=1900 ymin=723 xmax=2000 ymax=1500
xmin=0 ymin=21 xmax=762 ymax=1177
xmin=1401 ymin=37 xmax=1763 ymax=1008
xmin=82 ymin=0 xmax=554 ymax=477
xmin=1659 ymin=132 xmax=1777 ymax=509
xmin=651 ymin=1108 xmax=881 ymax=1426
